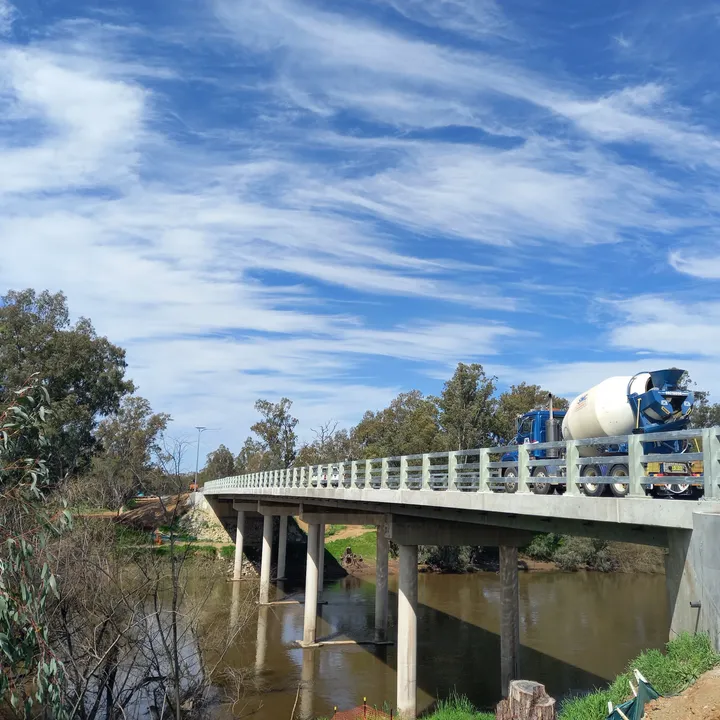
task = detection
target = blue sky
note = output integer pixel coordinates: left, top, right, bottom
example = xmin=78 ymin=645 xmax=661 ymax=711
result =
xmin=1 ymin=0 xmax=719 ymax=455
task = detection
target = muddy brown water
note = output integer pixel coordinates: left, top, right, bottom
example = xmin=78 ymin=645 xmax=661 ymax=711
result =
xmin=198 ymin=569 xmax=667 ymax=719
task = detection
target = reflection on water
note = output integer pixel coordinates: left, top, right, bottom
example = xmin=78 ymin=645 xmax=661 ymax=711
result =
xmin=205 ymin=569 xmax=668 ymax=719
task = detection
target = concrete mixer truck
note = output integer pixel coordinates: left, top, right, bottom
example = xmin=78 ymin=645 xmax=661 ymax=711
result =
xmin=499 ymin=368 xmax=702 ymax=498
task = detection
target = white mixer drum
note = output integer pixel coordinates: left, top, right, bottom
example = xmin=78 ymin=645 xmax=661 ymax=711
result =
xmin=562 ymin=374 xmax=652 ymax=456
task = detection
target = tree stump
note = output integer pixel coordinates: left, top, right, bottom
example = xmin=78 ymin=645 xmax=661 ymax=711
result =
xmin=496 ymin=680 xmax=556 ymax=720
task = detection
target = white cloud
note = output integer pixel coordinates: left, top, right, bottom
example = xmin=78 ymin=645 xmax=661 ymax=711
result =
xmin=0 ymin=0 xmax=14 ymax=36
xmin=378 ymin=0 xmax=514 ymax=40
xmin=669 ymin=246 xmax=720 ymax=279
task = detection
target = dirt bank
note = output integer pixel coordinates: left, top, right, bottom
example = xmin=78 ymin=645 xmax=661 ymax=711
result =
xmin=645 ymin=667 xmax=720 ymax=719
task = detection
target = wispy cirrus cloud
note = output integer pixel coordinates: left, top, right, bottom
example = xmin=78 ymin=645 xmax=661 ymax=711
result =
xmin=3 ymin=0 xmax=720 ymax=456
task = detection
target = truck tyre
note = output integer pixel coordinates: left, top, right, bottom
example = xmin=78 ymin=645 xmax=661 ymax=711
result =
xmin=609 ymin=465 xmax=629 ymax=497
xmin=580 ymin=466 xmax=604 ymax=497
xmin=531 ymin=467 xmax=552 ymax=495
xmin=503 ymin=467 xmax=518 ymax=493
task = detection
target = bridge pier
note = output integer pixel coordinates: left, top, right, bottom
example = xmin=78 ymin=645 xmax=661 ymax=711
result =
xmin=666 ymin=511 xmax=720 ymax=651
xmin=259 ymin=515 xmax=273 ymax=605
xmin=318 ymin=523 xmax=325 ymax=600
xmin=303 ymin=522 xmax=321 ymax=645
xmin=397 ymin=543 xmax=418 ymax=719
xmin=500 ymin=545 xmax=520 ymax=696
xmin=233 ymin=510 xmax=245 ymax=581
xmin=277 ymin=515 xmax=288 ymax=580
xmin=375 ymin=520 xmax=389 ymax=643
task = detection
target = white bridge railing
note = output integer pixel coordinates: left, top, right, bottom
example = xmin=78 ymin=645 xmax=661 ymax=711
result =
xmin=202 ymin=427 xmax=720 ymax=500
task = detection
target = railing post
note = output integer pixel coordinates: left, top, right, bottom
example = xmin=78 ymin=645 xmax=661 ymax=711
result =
xmin=702 ymin=427 xmax=719 ymax=499
xmin=421 ymin=454 xmax=430 ymax=490
xmin=478 ymin=448 xmax=489 ymax=492
xmin=292 ymin=467 xmax=297 ymax=487
xmin=565 ymin=441 xmax=580 ymax=496
xmin=448 ymin=451 xmax=458 ymax=490
xmin=365 ymin=459 xmax=373 ymax=488
xmin=300 ymin=467 xmax=306 ymax=487
xmin=628 ymin=434 xmax=645 ymax=498
xmin=400 ymin=456 xmax=408 ymax=489
xmin=338 ymin=461 xmax=346 ymax=488
xmin=518 ymin=444 xmax=530 ymax=493
xmin=351 ymin=460 xmax=358 ymax=486
xmin=381 ymin=458 xmax=389 ymax=489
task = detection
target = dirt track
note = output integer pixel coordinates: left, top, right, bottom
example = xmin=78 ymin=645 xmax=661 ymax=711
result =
xmin=645 ymin=667 xmax=720 ymax=720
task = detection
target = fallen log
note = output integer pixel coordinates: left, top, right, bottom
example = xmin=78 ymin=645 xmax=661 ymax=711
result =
xmin=496 ymin=680 xmax=556 ymax=720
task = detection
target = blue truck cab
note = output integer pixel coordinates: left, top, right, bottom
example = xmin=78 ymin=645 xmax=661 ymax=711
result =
xmin=503 ymin=409 xmax=567 ymax=463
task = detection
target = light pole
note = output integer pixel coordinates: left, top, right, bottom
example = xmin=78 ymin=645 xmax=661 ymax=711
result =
xmin=194 ymin=426 xmax=206 ymax=489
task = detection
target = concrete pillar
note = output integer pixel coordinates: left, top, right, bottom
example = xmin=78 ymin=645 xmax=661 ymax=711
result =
xmin=317 ymin=522 xmax=325 ymax=599
xmin=233 ymin=510 xmax=245 ymax=581
xmin=667 ymin=512 xmax=720 ymax=650
xmin=277 ymin=515 xmax=288 ymax=580
xmin=500 ymin=545 xmax=520 ymax=697
xmin=375 ymin=521 xmax=389 ymax=642
xmin=303 ymin=523 xmax=320 ymax=645
xmin=397 ymin=544 xmax=418 ymax=719
xmin=259 ymin=515 xmax=273 ymax=605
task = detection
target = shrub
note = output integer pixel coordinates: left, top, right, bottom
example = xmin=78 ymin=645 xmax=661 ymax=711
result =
xmin=524 ymin=533 xmax=563 ymax=561
xmin=419 ymin=545 xmax=472 ymax=572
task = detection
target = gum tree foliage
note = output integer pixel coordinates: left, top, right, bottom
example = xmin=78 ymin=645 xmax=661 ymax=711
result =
xmin=0 ymin=289 xmax=134 ymax=480
xmin=250 ymin=398 xmax=298 ymax=468
xmin=353 ymin=391 xmax=440 ymax=458
xmin=90 ymin=395 xmax=170 ymax=508
xmin=435 ymin=363 xmax=497 ymax=451
xmin=201 ymin=444 xmax=236 ymax=482
xmin=0 ymin=377 xmax=71 ymax=718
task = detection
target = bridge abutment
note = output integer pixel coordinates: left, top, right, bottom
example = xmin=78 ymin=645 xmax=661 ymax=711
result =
xmin=666 ymin=511 xmax=720 ymax=651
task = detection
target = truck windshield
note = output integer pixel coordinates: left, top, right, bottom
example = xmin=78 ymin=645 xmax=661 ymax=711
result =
xmin=518 ymin=416 xmax=534 ymax=437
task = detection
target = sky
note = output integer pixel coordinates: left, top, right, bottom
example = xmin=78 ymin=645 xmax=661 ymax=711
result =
xmin=1 ymin=0 xmax=719 ymax=458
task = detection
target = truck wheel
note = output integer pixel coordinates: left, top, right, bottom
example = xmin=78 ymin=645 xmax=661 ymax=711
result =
xmin=503 ymin=467 xmax=518 ymax=494
xmin=580 ymin=466 xmax=604 ymax=497
xmin=609 ymin=465 xmax=629 ymax=497
xmin=531 ymin=467 xmax=552 ymax=495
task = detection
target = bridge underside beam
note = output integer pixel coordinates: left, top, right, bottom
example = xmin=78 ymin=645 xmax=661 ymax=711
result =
xmin=257 ymin=502 xmax=300 ymax=516
xmin=387 ymin=516 xmax=533 ymax=548
xmin=278 ymin=497 xmax=670 ymax=547
xmin=300 ymin=511 xmax=387 ymax=526
xmin=232 ymin=501 xmax=260 ymax=513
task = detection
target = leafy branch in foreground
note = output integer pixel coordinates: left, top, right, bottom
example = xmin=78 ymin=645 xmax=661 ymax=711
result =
xmin=0 ymin=376 xmax=71 ymax=718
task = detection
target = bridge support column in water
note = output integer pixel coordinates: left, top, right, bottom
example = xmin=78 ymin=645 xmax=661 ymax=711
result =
xmin=318 ymin=523 xmax=325 ymax=601
xmin=500 ymin=545 xmax=520 ymax=696
xmin=233 ymin=510 xmax=245 ymax=581
xmin=259 ymin=514 xmax=273 ymax=605
xmin=397 ymin=543 xmax=418 ymax=719
xmin=375 ymin=520 xmax=389 ymax=642
xmin=303 ymin=522 xmax=321 ymax=645
xmin=666 ymin=511 xmax=720 ymax=651
xmin=277 ymin=515 xmax=288 ymax=580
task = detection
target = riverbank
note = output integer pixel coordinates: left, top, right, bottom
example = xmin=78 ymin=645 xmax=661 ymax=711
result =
xmin=559 ymin=632 xmax=719 ymax=720
xmin=339 ymin=633 xmax=717 ymax=720
xmin=324 ymin=528 xmax=666 ymax=577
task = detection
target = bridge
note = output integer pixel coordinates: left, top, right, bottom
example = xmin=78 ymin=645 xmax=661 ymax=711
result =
xmin=202 ymin=427 xmax=720 ymax=719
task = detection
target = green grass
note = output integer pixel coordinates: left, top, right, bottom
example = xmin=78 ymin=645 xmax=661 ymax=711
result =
xmin=424 ymin=693 xmax=494 ymax=719
xmin=325 ymin=524 xmax=347 ymax=537
xmin=325 ymin=530 xmax=377 ymax=563
xmin=558 ymin=632 xmax=720 ymax=720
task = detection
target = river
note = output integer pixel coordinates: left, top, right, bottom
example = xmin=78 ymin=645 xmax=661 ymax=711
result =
xmin=198 ymin=568 xmax=668 ymax=718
